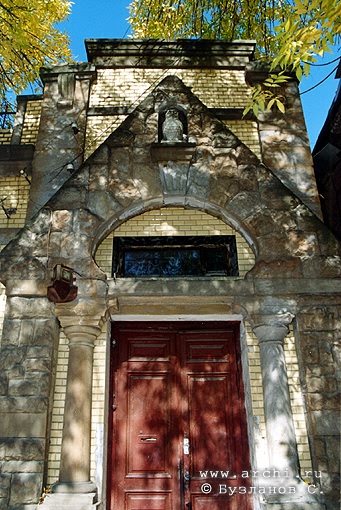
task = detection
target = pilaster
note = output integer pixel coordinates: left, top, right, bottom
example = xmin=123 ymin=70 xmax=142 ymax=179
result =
xmin=27 ymin=64 xmax=96 ymax=219
xmin=0 ymin=283 xmax=59 ymax=509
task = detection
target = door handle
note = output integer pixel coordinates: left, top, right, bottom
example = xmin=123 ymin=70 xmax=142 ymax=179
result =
xmin=179 ymin=459 xmax=191 ymax=510
xmin=183 ymin=437 xmax=190 ymax=455
xmin=179 ymin=459 xmax=184 ymax=510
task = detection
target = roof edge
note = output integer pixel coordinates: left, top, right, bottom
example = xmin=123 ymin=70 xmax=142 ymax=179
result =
xmin=85 ymin=38 xmax=256 ymax=68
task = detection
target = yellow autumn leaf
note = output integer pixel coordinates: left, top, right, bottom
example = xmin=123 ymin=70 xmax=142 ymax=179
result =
xmin=128 ymin=0 xmax=341 ymax=113
xmin=0 ymin=0 xmax=72 ymax=100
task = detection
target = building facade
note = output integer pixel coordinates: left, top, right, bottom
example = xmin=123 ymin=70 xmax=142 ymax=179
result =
xmin=0 ymin=40 xmax=340 ymax=510
xmin=313 ymin=60 xmax=341 ymax=241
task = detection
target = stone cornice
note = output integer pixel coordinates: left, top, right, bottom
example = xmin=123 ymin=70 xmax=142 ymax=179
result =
xmin=85 ymin=38 xmax=256 ymax=69
xmin=107 ymin=277 xmax=341 ymax=299
xmin=40 ymin=63 xmax=97 ymax=83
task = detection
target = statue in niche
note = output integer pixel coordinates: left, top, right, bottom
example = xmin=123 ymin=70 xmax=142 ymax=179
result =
xmin=161 ymin=109 xmax=185 ymax=143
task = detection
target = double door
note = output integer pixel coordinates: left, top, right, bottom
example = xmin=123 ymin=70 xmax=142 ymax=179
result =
xmin=108 ymin=322 xmax=252 ymax=510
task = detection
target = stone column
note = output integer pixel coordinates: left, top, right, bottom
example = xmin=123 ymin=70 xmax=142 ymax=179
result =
xmin=252 ymin=319 xmax=299 ymax=477
xmin=39 ymin=279 xmax=107 ymax=510
xmin=52 ymin=320 xmax=102 ymax=495
xmin=50 ymin=313 xmax=104 ymax=500
xmin=252 ymin=316 xmax=326 ymax=509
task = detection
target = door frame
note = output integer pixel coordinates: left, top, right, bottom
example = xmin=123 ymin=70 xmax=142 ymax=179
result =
xmin=105 ymin=314 xmax=255 ymax=510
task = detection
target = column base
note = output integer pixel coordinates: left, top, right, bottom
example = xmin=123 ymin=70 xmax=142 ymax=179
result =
xmin=259 ymin=478 xmax=325 ymax=510
xmin=263 ymin=503 xmax=325 ymax=510
xmin=38 ymin=492 xmax=98 ymax=510
xmin=52 ymin=480 xmax=97 ymax=494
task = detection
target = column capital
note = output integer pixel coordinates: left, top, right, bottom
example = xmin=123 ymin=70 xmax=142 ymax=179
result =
xmin=57 ymin=307 xmax=106 ymax=347
xmin=55 ymin=290 xmax=107 ymax=345
xmin=252 ymin=312 xmax=294 ymax=344
xmin=61 ymin=322 xmax=103 ymax=347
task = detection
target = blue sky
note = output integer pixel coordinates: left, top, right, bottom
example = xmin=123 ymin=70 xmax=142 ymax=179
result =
xmin=60 ymin=0 xmax=340 ymax=149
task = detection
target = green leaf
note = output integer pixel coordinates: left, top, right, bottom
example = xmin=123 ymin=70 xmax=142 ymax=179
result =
xmin=303 ymin=62 xmax=310 ymax=77
xmin=267 ymin=98 xmax=276 ymax=110
xmin=296 ymin=66 xmax=303 ymax=81
xmin=276 ymin=99 xmax=286 ymax=113
xmin=252 ymin=103 xmax=259 ymax=116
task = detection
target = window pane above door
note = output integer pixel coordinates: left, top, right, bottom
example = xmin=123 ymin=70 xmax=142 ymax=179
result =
xmin=112 ymin=236 xmax=239 ymax=277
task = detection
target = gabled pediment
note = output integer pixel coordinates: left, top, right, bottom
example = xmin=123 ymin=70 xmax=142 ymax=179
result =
xmin=48 ymin=74 xmax=262 ymax=213
xmin=1 ymin=74 xmax=340 ymax=282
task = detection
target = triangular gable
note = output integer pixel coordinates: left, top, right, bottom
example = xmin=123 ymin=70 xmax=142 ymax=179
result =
xmin=1 ymin=75 xmax=340 ymax=282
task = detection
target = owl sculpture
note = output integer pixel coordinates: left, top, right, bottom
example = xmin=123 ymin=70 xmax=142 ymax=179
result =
xmin=162 ymin=109 xmax=184 ymax=142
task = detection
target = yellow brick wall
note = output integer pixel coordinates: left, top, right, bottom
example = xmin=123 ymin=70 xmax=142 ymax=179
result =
xmin=0 ymin=177 xmax=30 ymax=228
xmin=46 ymin=332 xmax=68 ymax=481
xmin=85 ymin=116 xmax=124 ymax=159
xmin=20 ymin=99 xmax=42 ymax=145
xmin=0 ymin=129 xmax=12 ymax=144
xmin=90 ymin=330 xmax=107 ymax=486
xmin=223 ymin=120 xmax=261 ymax=159
xmin=95 ymin=207 xmax=255 ymax=277
xmin=90 ymin=68 xmax=250 ymax=110
xmin=0 ymin=98 xmax=41 ymax=147
xmin=244 ymin=324 xmax=267 ymax=468
xmin=85 ymin=68 xmax=256 ymax=157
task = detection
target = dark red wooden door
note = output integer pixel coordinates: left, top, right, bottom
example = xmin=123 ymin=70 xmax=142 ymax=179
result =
xmin=108 ymin=322 xmax=252 ymax=510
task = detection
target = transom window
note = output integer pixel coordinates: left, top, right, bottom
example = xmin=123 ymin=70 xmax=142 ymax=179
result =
xmin=112 ymin=236 xmax=239 ymax=277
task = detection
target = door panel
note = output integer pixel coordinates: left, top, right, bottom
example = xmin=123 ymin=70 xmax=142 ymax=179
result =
xmin=127 ymin=373 xmax=171 ymax=475
xmin=125 ymin=492 xmax=172 ymax=510
xmin=109 ymin=322 xmax=252 ymax=510
xmin=192 ymin=495 xmax=242 ymax=510
xmin=188 ymin=374 xmax=233 ymax=472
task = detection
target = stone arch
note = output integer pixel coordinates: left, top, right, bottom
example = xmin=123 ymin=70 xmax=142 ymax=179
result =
xmin=94 ymin=204 xmax=257 ymax=278
xmin=91 ymin=196 xmax=259 ymax=262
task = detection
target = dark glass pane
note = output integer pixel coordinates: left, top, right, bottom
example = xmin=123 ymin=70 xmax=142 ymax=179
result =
xmin=204 ymin=247 xmax=228 ymax=275
xmin=124 ymin=248 xmax=201 ymax=276
xmin=112 ymin=236 xmax=239 ymax=277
